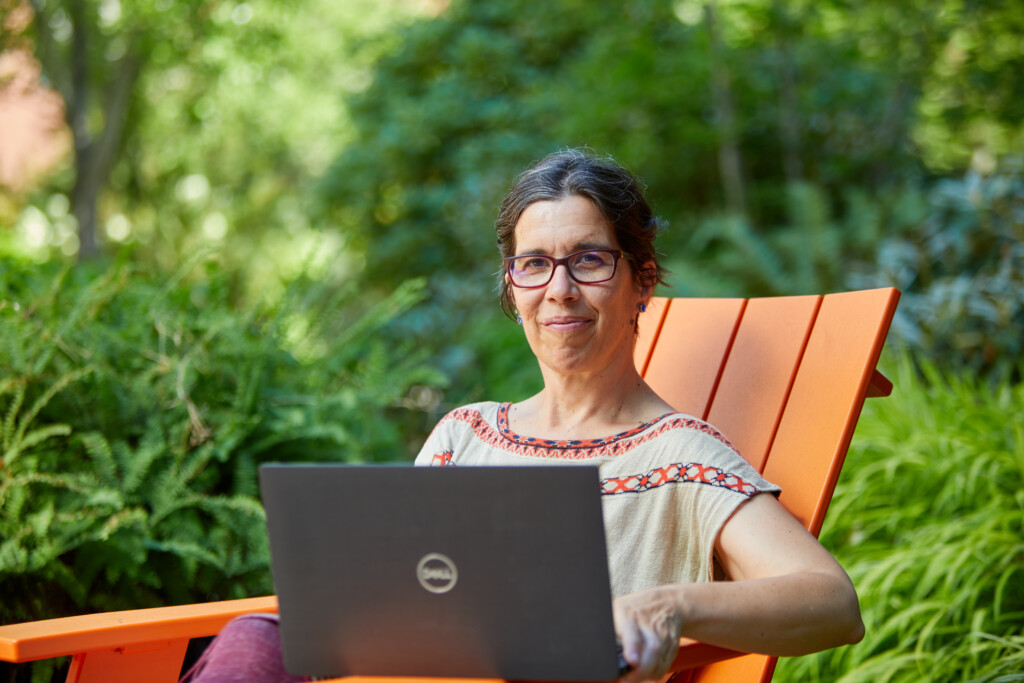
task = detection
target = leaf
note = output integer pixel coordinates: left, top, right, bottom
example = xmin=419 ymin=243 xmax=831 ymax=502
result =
xmin=2 ymin=424 xmax=71 ymax=467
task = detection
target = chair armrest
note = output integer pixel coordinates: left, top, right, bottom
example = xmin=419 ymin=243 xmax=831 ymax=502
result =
xmin=0 ymin=596 xmax=278 ymax=663
xmin=866 ymin=368 xmax=893 ymax=398
xmin=670 ymin=638 xmax=744 ymax=670
xmin=1 ymin=598 xmax=740 ymax=681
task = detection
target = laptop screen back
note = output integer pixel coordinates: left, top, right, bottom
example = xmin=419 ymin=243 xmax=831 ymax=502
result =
xmin=259 ymin=464 xmax=620 ymax=681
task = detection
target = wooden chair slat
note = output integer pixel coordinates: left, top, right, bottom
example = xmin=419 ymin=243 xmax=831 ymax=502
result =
xmin=763 ymin=288 xmax=900 ymax=536
xmin=682 ymin=288 xmax=898 ymax=683
xmin=0 ymin=596 xmax=278 ymax=663
xmin=67 ymin=639 xmax=189 ymax=683
xmin=705 ymin=295 xmax=821 ymax=473
xmin=641 ymin=298 xmax=746 ymax=419
xmin=634 ymin=296 xmax=671 ymax=376
xmin=688 ymin=652 xmax=776 ymax=683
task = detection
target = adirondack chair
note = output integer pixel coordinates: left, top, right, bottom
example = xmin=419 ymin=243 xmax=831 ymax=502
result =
xmin=0 ymin=287 xmax=900 ymax=683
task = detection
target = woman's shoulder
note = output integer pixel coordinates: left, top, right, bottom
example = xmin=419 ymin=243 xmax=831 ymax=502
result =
xmin=424 ymin=401 xmax=508 ymax=442
xmin=645 ymin=411 xmax=739 ymax=453
xmin=611 ymin=411 xmax=781 ymax=497
xmin=434 ymin=401 xmax=504 ymax=427
xmin=414 ymin=401 xmax=508 ymax=467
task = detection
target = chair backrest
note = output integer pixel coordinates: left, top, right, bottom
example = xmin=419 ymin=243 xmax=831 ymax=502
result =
xmin=634 ymin=288 xmax=900 ymax=683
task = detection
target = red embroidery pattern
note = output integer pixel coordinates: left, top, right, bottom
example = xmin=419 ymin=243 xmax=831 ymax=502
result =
xmin=434 ymin=403 xmax=738 ymax=461
xmin=431 ymin=450 xmax=454 ymax=466
xmin=600 ymin=462 xmax=758 ymax=497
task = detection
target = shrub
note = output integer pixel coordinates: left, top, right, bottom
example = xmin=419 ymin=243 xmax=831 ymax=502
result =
xmin=663 ymin=180 xmax=928 ymax=299
xmin=673 ymin=160 xmax=1024 ymax=383
xmin=0 ymin=256 xmax=444 ymax=633
xmin=850 ymin=160 xmax=1024 ymax=382
xmin=776 ymin=355 xmax=1024 ymax=682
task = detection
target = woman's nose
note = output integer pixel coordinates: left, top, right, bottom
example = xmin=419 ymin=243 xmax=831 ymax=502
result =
xmin=546 ymin=264 xmax=579 ymax=300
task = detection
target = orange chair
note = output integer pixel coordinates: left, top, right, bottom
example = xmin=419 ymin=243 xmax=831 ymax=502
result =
xmin=0 ymin=288 xmax=900 ymax=683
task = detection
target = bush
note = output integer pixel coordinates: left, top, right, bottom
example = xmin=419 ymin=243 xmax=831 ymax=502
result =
xmin=663 ymin=180 xmax=915 ymax=298
xmin=776 ymin=355 xmax=1024 ymax=682
xmin=0 ymin=256 xmax=444 ymax=632
xmin=850 ymin=160 xmax=1024 ymax=382
xmin=673 ymin=160 xmax=1023 ymax=383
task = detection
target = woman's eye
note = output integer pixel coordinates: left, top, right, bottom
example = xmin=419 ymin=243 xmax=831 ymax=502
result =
xmin=521 ymin=257 xmax=550 ymax=271
xmin=575 ymin=252 xmax=607 ymax=267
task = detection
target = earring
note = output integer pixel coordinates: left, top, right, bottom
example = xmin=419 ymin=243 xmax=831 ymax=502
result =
xmin=517 ymin=315 xmax=523 ymax=325
xmin=639 ymin=303 xmax=647 ymax=313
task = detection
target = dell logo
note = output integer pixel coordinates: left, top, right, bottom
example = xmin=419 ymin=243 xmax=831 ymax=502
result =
xmin=416 ymin=553 xmax=458 ymax=594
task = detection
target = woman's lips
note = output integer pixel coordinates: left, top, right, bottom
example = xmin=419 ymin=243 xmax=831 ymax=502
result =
xmin=541 ymin=316 xmax=592 ymax=331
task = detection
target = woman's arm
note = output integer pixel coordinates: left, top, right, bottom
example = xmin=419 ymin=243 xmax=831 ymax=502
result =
xmin=614 ymin=493 xmax=864 ymax=681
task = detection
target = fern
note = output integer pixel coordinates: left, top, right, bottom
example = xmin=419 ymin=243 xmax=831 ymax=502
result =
xmin=0 ymin=257 xmax=444 ymax=640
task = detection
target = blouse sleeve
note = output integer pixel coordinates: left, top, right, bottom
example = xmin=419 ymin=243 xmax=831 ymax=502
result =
xmin=413 ymin=413 xmax=455 ymax=467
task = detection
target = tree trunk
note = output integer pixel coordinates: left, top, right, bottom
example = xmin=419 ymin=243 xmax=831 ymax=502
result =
xmin=30 ymin=0 xmax=141 ymax=260
xmin=704 ymin=1 xmax=747 ymax=217
xmin=72 ymin=149 xmax=102 ymax=258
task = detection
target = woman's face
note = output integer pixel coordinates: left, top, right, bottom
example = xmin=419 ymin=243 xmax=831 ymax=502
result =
xmin=510 ymin=195 xmax=647 ymax=378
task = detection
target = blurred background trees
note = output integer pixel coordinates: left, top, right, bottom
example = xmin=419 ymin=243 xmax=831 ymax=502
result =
xmin=1 ymin=0 xmax=1022 ymax=680
xmin=4 ymin=0 xmax=1022 ymax=381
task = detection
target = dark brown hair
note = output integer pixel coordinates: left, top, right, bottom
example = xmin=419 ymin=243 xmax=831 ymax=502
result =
xmin=495 ymin=148 xmax=667 ymax=319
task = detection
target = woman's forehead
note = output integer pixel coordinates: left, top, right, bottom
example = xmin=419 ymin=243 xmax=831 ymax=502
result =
xmin=513 ymin=196 xmax=618 ymax=254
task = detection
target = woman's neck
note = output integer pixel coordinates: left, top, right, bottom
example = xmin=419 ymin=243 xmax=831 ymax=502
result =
xmin=510 ymin=359 xmax=674 ymax=441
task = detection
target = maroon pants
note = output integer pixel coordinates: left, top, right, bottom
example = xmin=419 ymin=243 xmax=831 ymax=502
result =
xmin=179 ymin=614 xmax=308 ymax=683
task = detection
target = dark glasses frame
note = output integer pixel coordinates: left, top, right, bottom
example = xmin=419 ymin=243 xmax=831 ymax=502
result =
xmin=503 ymin=249 xmax=628 ymax=288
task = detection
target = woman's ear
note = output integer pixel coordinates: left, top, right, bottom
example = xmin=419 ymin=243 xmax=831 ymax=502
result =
xmin=506 ymin=274 xmax=519 ymax=315
xmin=638 ymin=260 xmax=657 ymax=303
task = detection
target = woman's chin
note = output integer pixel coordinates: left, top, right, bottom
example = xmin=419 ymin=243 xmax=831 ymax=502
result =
xmin=535 ymin=346 xmax=608 ymax=377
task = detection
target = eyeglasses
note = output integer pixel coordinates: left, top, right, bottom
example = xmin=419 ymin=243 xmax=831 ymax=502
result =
xmin=504 ymin=249 xmax=627 ymax=288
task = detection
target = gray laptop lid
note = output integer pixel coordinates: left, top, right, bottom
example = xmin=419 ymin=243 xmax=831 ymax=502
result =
xmin=259 ymin=464 xmax=620 ymax=681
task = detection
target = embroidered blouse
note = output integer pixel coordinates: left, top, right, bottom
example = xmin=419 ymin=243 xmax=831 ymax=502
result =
xmin=414 ymin=402 xmax=781 ymax=597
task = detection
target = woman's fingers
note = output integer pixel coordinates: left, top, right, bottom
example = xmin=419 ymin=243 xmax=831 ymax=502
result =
xmin=619 ymin=626 xmax=676 ymax=683
xmin=614 ymin=588 xmax=684 ymax=682
xmin=636 ymin=625 xmax=665 ymax=676
xmin=615 ymin=604 xmax=644 ymax=668
xmin=640 ymin=625 xmax=679 ymax=677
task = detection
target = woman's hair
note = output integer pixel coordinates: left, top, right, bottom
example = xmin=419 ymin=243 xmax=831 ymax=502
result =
xmin=495 ymin=148 xmax=667 ymax=319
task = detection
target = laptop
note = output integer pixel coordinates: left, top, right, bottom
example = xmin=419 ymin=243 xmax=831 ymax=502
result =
xmin=259 ymin=464 xmax=623 ymax=681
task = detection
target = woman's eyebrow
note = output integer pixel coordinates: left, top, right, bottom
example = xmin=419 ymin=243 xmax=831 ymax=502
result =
xmin=513 ymin=241 xmax=613 ymax=256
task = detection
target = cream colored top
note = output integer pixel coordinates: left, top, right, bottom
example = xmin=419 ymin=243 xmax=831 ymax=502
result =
xmin=414 ymin=401 xmax=780 ymax=597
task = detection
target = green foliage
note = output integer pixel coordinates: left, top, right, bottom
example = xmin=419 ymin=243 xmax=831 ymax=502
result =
xmin=311 ymin=0 xmax=1024 ymax=406
xmin=851 ymin=161 xmax=1024 ymax=381
xmin=0 ymin=256 xmax=443 ymax=630
xmin=776 ymin=355 xmax=1024 ymax=682
xmin=320 ymin=0 xmax=925 ymax=290
xmin=663 ymin=180 xmax=922 ymax=298
xmin=667 ymin=159 xmax=1024 ymax=385
xmin=1 ymin=0 xmax=428 ymax=271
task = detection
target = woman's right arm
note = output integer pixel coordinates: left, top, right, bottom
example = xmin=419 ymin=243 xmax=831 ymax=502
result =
xmin=614 ymin=493 xmax=864 ymax=682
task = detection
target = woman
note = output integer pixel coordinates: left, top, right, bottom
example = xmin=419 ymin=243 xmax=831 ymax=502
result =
xmin=414 ymin=149 xmax=863 ymax=682
xmin=182 ymin=150 xmax=863 ymax=682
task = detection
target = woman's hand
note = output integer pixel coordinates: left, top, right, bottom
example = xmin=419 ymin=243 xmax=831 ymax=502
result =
xmin=610 ymin=494 xmax=864 ymax=681
xmin=612 ymin=586 xmax=686 ymax=683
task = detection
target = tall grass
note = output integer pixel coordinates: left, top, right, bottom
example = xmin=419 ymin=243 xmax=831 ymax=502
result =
xmin=776 ymin=355 xmax=1024 ymax=682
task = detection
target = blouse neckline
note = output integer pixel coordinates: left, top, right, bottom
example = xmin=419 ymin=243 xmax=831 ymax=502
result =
xmin=495 ymin=402 xmax=678 ymax=450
